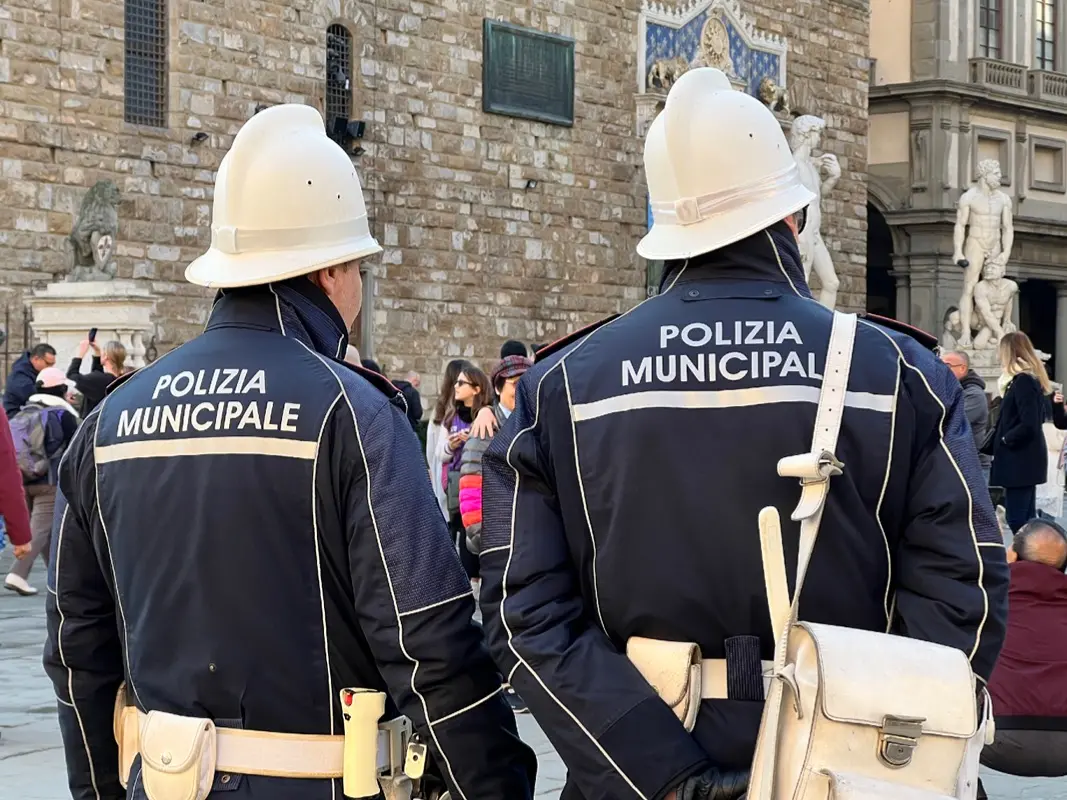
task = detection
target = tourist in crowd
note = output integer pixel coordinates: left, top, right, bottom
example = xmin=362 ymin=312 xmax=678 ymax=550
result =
xmin=458 ymin=354 xmax=533 ymax=714
xmin=941 ymin=350 xmax=991 ymax=482
xmin=438 ymin=362 xmax=490 ymax=585
xmin=465 ymin=339 xmax=532 ymax=440
xmin=4 ymin=367 xmax=79 ymax=596
xmin=360 ymin=358 xmax=421 ymax=429
xmin=392 ymin=370 xmax=423 ymax=431
xmin=982 ymin=518 xmax=1067 ymax=783
xmin=66 ymin=339 xmax=127 ymax=416
xmin=2 ymin=343 xmax=57 ymax=418
xmin=990 ymin=332 xmax=1053 ymax=532
xmin=500 ymin=340 xmax=527 ymax=359
xmin=426 ymin=359 xmax=466 ymax=519
xmin=458 ymin=355 xmax=533 ymax=556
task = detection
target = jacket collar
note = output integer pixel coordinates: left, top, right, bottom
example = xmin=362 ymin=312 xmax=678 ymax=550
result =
xmin=205 ymin=278 xmax=349 ymax=359
xmin=660 ymin=222 xmax=813 ymax=298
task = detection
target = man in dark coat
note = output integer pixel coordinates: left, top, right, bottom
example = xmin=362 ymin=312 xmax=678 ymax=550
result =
xmin=43 ymin=104 xmax=534 ymax=800
xmin=362 ymin=359 xmax=423 ymax=431
xmin=984 ymin=519 xmax=1067 ymax=777
xmin=479 ymin=68 xmax=1009 ymax=800
xmin=2 ymin=343 xmax=56 ymax=417
xmin=942 ymin=350 xmax=992 ymax=479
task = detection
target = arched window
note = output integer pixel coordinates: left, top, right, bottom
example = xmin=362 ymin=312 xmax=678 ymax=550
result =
xmin=124 ymin=0 xmax=168 ymax=127
xmin=325 ymin=24 xmax=353 ymax=144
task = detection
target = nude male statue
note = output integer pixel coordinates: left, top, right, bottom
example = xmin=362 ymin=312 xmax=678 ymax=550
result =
xmin=952 ymin=159 xmax=1014 ymax=346
xmin=791 ymin=115 xmax=841 ymax=309
xmin=972 ymin=256 xmax=1018 ymax=349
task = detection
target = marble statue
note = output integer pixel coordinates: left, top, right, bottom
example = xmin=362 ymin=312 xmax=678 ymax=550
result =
xmin=971 ymin=256 xmax=1018 ymax=349
xmin=952 ymin=159 xmax=1014 ymax=347
xmin=647 ymin=56 xmax=690 ymax=93
xmin=790 ymin=115 xmax=841 ymax=309
xmin=758 ymin=76 xmax=790 ymax=115
xmin=68 ymin=180 xmax=120 ymax=282
xmin=941 ymin=306 xmax=963 ymax=351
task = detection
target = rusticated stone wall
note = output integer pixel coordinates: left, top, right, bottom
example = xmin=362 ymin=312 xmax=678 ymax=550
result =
xmin=0 ymin=0 xmax=867 ymax=403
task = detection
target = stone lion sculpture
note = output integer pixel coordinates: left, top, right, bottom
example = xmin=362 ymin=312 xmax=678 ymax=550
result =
xmin=758 ymin=76 xmax=790 ymax=115
xmin=647 ymin=56 xmax=689 ymax=93
xmin=68 ymin=180 xmax=120 ymax=281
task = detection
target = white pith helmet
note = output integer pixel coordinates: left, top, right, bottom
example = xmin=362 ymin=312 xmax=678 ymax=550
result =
xmin=186 ymin=104 xmax=382 ymax=288
xmin=637 ymin=68 xmax=816 ymax=261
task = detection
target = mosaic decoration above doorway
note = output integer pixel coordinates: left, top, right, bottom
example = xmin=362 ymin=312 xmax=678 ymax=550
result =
xmin=638 ymin=0 xmax=787 ymax=97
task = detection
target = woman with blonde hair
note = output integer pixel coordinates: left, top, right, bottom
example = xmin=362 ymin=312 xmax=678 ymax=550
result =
xmin=66 ymin=338 xmax=128 ymax=415
xmin=989 ymin=331 xmax=1051 ymax=532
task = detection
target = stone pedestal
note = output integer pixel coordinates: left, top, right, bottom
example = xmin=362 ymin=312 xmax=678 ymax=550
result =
xmin=960 ymin=346 xmax=1002 ymax=394
xmin=28 ymin=281 xmax=158 ymax=371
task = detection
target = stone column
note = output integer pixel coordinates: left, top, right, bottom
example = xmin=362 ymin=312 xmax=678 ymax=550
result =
xmin=1057 ymin=283 xmax=1067 ymax=384
xmin=893 ymin=271 xmax=911 ymax=324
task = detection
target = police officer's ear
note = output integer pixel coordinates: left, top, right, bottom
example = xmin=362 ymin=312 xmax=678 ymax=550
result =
xmin=784 ymin=208 xmax=807 ymax=240
xmin=307 ymin=259 xmax=364 ymax=328
xmin=309 ymin=260 xmax=358 ymax=295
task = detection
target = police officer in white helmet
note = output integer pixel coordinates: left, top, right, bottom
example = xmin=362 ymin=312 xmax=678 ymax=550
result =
xmin=478 ymin=68 xmax=1007 ymax=800
xmin=44 ymin=104 xmax=536 ymax=800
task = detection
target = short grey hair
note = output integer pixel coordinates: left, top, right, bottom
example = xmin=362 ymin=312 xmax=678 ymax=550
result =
xmin=1014 ymin=519 xmax=1067 ymax=571
xmin=944 ymin=350 xmax=969 ymax=369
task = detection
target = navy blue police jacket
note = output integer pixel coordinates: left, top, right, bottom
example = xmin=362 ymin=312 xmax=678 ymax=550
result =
xmin=42 ymin=278 xmax=536 ymax=800
xmin=479 ymin=224 xmax=1010 ymax=800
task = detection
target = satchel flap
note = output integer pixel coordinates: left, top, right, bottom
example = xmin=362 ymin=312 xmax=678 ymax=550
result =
xmin=798 ymin=622 xmax=977 ymax=738
xmin=140 ymin=710 xmax=216 ymax=773
xmin=826 ymin=771 xmax=956 ymax=800
xmin=626 ymin=636 xmax=700 ymax=708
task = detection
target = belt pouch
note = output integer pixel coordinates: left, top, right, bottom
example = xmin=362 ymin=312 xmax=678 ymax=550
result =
xmin=139 ymin=710 xmax=217 ymax=800
xmin=625 ymin=636 xmax=702 ymax=731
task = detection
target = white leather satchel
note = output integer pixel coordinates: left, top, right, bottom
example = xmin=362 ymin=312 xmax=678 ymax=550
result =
xmin=748 ymin=311 xmax=991 ymax=800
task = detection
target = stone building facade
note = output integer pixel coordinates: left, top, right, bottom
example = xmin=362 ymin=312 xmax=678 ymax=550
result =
xmin=0 ymin=0 xmax=868 ymax=400
xmin=869 ymin=0 xmax=1067 ymax=382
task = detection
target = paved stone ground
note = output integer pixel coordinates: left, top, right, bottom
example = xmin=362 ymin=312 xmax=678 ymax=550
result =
xmin=0 ymin=562 xmax=1062 ymax=799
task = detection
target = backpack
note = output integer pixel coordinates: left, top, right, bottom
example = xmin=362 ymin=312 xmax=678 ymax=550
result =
xmin=9 ymin=404 xmax=52 ymax=482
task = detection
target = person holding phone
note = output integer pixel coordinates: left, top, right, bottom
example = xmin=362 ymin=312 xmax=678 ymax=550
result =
xmin=66 ymin=335 xmax=127 ymax=415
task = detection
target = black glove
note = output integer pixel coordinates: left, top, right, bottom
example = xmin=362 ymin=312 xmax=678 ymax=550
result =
xmin=675 ymin=767 xmax=750 ymax=800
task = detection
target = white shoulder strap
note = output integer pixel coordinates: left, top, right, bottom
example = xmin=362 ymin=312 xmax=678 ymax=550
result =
xmin=762 ymin=311 xmax=857 ymax=638
xmin=747 ymin=311 xmax=858 ymax=800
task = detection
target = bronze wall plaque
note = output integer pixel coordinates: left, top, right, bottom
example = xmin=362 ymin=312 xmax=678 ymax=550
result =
xmin=483 ymin=20 xmax=575 ymax=127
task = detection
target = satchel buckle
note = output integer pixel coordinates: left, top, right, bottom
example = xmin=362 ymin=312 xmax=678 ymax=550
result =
xmin=878 ymin=715 xmax=925 ymax=768
xmin=800 ymin=450 xmax=844 ymax=485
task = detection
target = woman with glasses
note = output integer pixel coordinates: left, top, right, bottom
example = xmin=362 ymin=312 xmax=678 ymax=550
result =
xmin=437 ymin=362 xmax=491 ymax=584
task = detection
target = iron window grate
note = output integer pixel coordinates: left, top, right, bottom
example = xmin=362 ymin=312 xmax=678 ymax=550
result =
xmin=124 ymin=0 xmax=168 ymax=127
xmin=326 ymin=24 xmax=353 ymax=144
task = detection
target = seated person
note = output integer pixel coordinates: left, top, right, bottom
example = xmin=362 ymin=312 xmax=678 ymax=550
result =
xmin=983 ymin=518 xmax=1067 ymax=778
